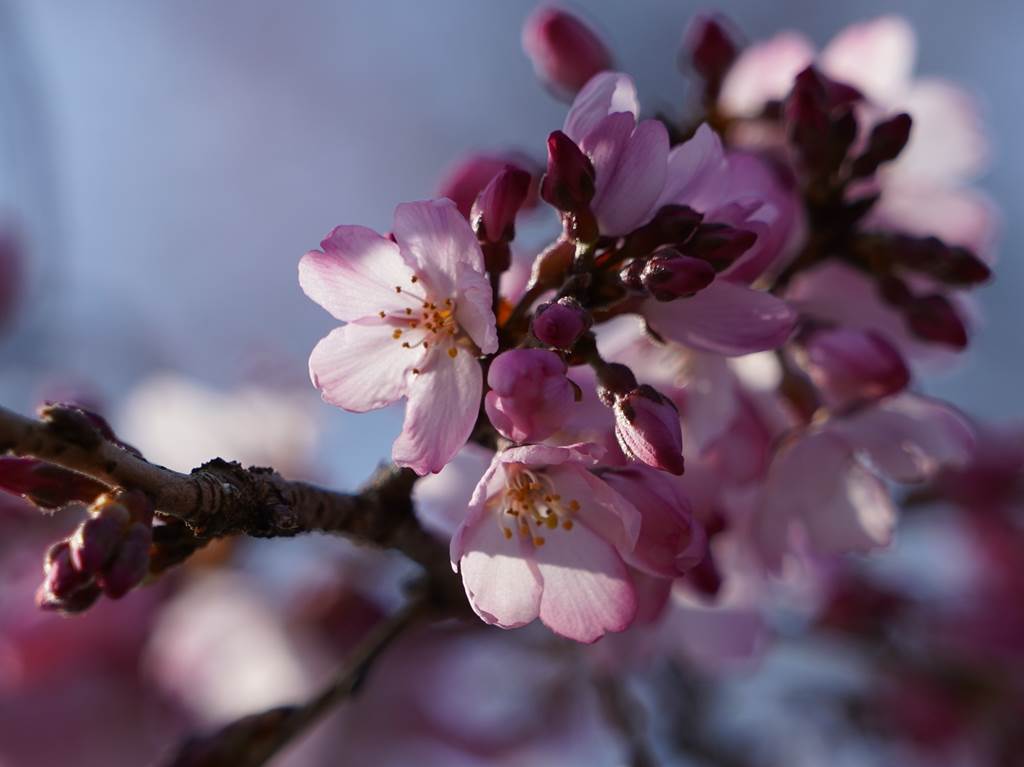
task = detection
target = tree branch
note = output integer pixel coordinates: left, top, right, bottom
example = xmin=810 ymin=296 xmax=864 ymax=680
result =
xmin=161 ymin=594 xmax=431 ymax=767
xmin=0 ymin=403 xmax=452 ymax=582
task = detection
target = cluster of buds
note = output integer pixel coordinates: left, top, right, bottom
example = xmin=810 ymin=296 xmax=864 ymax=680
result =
xmin=37 ymin=490 xmax=154 ymax=613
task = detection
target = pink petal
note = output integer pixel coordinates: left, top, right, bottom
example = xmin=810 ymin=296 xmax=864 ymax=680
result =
xmin=413 ymin=443 xmax=494 ymax=539
xmin=719 ymin=32 xmax=814 ymax=117
xmin=579 ymin=112 xmax=633 ymax=194
xmin=546 ymin=463 xmax=641 ymax=549
xmin=591 ymin=119 xmax=669 ymax=236
xmin=890 ymin=79 xmax=989 ymax=187
xmin=392 ymin=344 xmax=482 ymax=475
xmin=459 ymin=514 xmax=543 ymax=629
xmin=392 ymin=199 xmax=486 ymax=298
xmin=658 ymin=123 xmax=726 ymax=209
xmin=454 ymin=262 xmax=498 ymax=354
xmin=533 ymin=521 xmax=636 ymax=642
xmin=298 ymin=226 xmax=417 ymax=322
xmin=644 ymin=280 xmax=796 ymax=355
xmin=821 ymin=16 xmax=916 ymax=103
xmin=499 ymin=441 xmax=605 ymax=469
xmin=563 ymin=71 xmax=639 ymax=144
xmin=829 ymin=394 xmax=975 ymax=483
xmin=757 ymin=431 xmax=896 ymax=569
xmin=308 ymin=324 xmax=417 ymax=412
xmin=870 ymin=186 xmax=998 ymax=256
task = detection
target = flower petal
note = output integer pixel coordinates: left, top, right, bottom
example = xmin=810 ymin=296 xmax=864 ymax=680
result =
xmin=392 ymin=344 xmax=482 ymax=475
xmin=563 ymin=71 xmax=639 ymax=144
xmin=308 ymin=324 xmax=417 ymax=412
xmin=454 ymin=262 xmax=498 ymax=354
xmin=591 ymin=118 xmax=669 ymax=236
xmin=534 ymin=521 xmax=636 ymax=643
xmin=829 ymin=394 xmax=975 ymax=483
xmin=658 ymin=123 xmax=726 ymax=209
xmin=821 ymin=16 xmax=916 ymax=103
xmin=299 ymin=226 xmax=417 ymax=322
xmin=644 ymin=280 xmax=796 ymax=355
xmin=719 ymin=32 xmax=814 ymax=117
xmin=392 ymin=199 xmax=486 ymax=298
xmin=458 ymin=514 xmax=542 ymax=629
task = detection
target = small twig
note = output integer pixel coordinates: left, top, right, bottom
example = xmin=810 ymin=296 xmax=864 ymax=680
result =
xmin=162 ymin=595 xmax=432 ymax=767
xmin=0 ymin=403 xmax=452 ymax=583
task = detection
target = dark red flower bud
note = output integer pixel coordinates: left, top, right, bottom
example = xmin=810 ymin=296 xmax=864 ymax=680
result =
xmin=540 ymin=130 xmax=595 ymax=213
xmin=438 ymin=152 xmax=539 ymax=218
xmin=786 ymin=66 xmax=858 ymax=175
xmin=619 ymin=258 xmax=646 ymax=291
xmin=97 ymin=522 xmax=153 ymax=599
xmin=613 ymin=385 xmax=685 ymax=475
xmin=799 ymin=328 xmax=910 ymax=409
xmin=686 ymin=223 xmax=758 ymax=270
xmin=69 ymin=511 xmax=127 ymax=574
xmin=0 ymin=457 xmax=107 ymax=509
xmin=851 ymin=113 xmax=913 ymax=178
xmin=641 ymin=249 xmax=716 ymax=300
xmin=623 ymin=205 xmax=705 ymax=257
xmin=531 ymin=296 xmax=591 ymax=350
xmin=522 ymin=7 xmax=613 ymax=98
xmin=682 ymin=14 xmax=739 ymax=99
xmin=471 ymin=166 xmax=532 ymax=245
xmin=595 ymin=362 xmax=639 ymax=405
xmin=905 ymin=295 xmax=969 ymax=349
xmin=41 ymin=542 xmax=93 ymax=600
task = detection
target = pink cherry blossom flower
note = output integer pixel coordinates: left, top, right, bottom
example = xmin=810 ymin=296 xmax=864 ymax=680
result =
xmin=450 ymin=443 xmax=641 ymax=643
xmin=754 ymin=394 xmax=974 ymax=570
xmin=720 ymin=16 xmax=995 ymax=255
xmin=300 ymin=199 xmax=497 ymax=475
xmin=562 ymin=72 xmax=669 ymax=236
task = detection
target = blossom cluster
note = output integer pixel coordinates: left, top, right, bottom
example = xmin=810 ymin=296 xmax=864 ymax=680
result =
xmin=300 ymin=11 xmax=988 ymax=644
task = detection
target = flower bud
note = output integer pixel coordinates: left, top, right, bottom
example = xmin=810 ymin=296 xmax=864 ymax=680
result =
xmin=471 ymin=166 xmax=532 ymax=246
xmin=69 ymin=512 xmax=126 ymax=574
xmin=596 ymin=362 xmax=639 ymax=406
xmin=613 ymin=385 xmax=685 ymax=475
xmin=97 ymin=522 xmax=153 ymax=599
xmin=540 ymin=130 xmax=595 ymax=213
xmin=42 ymin=541 xmax=92 ymax=599
xmin=485 ymin=349 xmax=575 ymax=443
xmin=685 ymin=223 xmax=757 ymax=270
xmin=681 ymin=14 xmax=739 ymax=97
xmin=799 ymin=328 xmax=910 ymax=408
xmin=0 ymin=457 xmax=106 ymax=509
xmin=522 ymin=7 xmax=613 ymax=98
xmin=905 ymin=295 xmax=969 ymax=349
xmin=851 ymin=113 xmax=913 ymax=178
xmin=437 ymin=152 xmax=539 ymax=218
xmin=531 ymin=297 xmax=591 ymax=350
xmin=640 ymin=250 xmax=716 ymax=300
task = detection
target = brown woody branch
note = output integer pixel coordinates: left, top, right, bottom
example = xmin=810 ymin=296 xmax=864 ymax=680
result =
xmin=0 ymin=403 xmax=454 ymax=585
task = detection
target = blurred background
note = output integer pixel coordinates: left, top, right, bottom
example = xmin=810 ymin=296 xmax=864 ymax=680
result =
xmin=1 ymin=0 xmax=1021 ymax=487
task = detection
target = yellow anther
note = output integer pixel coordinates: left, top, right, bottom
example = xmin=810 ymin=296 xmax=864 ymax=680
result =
xmin=533 ymin=536 xmax=545 ymax=547
xmin=562 ymin=520 xmax=574 ymax=530
xmin=392 ymin=329 xmax=403 ymax=339
xmin=411 ymin=275 xmax=418 ymax=283
xmin=502 ymin=527 xmax=513 ymax=540
xmin=448 ymin=347 xmax=458 ymax=358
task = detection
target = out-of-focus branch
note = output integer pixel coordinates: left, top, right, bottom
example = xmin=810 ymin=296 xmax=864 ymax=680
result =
xmin=161 ymin=595 xmax=431 ymax=767
xmin=0 ymin=403 xmax=452 ymax=582
xmin=595 ymin=675 xmax=659 ymax=767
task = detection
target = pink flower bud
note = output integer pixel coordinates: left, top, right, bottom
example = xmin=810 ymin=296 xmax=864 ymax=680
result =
xmin=531 ymin=297 xmax=591 ymax=349
xmin=40 ymin=541 xmax=93 ymax=600
xmin=471 ymin=166 xmax=532 ymax=245
xmin=437 ymin=152 xmax=539 ymax=218
xmin=69 ymin=512 xmax=126 ymax=574
xmin=522 ymin=7 xmax=613 ymax=98
xmin=613 ymin=385 xmax=685 ymax=475
xmin=540 ymin=130 xmax=595 ymax=213
xmin=640 ymin=250 xmax=716 ymax=300
xmin=800 ymin=328 xmax=910 ymax=408
xmin=485 ymin=349 xmax=575 ymax=443
xmin=0 ymin=457 xmax=107 ymax=509
xmin=97 ymin=523 xmax=152 ymax=599
xmin=905 ymin=295 xmax=969 ymax=349
xmin=682 ymin=14 xmax=739 ymax=89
